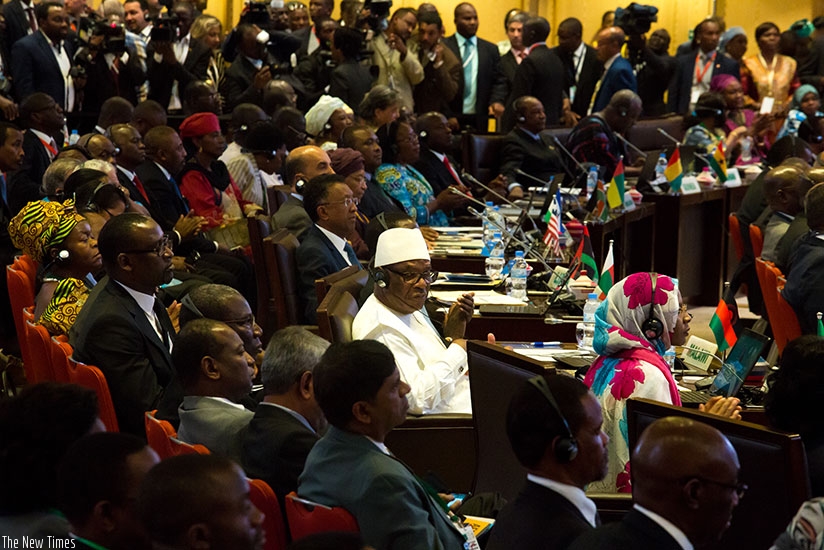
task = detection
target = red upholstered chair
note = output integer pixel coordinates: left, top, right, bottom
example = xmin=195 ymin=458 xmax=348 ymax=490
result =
xmin=49 ymin=335 xmax=73 ymax=382
xmin=8 ymin=260 xmax=36 ymax=381
xmin=24 ymin=319 xmax=61 ymax=383
xmin=729 ymin=213 xmax=745 ymax=261
xmin=144 ymin=410 xmax=210 ymax=457
xmin=168 ymin=437 xmax=211 ymax=456
xmin=750 ymin=224 xmax=764 ymax=259
xmin=248 ymin=215 xmax=275 ymax=343
xmin=264 ymin=229 xmax=303 ymax=330
xmin=774 ymin=274 xmax=802 ymax=353
xmin=249 ymin=478 xmax=288 ymax=550
xmin=67 ymin=357 xmax=119 ymax=432
xmin=284 ymin=492 xmax=358 ymax=541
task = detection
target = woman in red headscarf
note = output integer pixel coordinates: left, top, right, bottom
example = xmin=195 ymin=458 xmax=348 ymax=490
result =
xmin=178 ymin=112 xmax=259 ymax=230
xmin=710 ymin=74 xmax=773 ymax=164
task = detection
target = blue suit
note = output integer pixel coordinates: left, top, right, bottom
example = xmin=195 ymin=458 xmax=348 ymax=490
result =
xmin=591 ymin=56 xmax=637 ymax=113
xmin=668 ymin=51 xmax=740 ymax=115
xmin=11 ymin=31 xmax=75 ymax=106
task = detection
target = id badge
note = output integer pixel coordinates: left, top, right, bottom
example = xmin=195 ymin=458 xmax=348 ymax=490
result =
xmin=690 ymin=89 xmax=701 ymax=107
xmin=457 ymin=523 xmax=480 ymax=550
xmin=760 ymin=96 xmax=775 ymax=115
xmin=569 ymin=85 xmax=577 ymax=104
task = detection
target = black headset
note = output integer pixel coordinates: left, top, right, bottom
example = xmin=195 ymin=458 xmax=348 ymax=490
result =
xmin=527 ymin=375 xmax=578 ymax=463
xmin=641 ymin=273 xmax=665 ymax=341
xmin=518 ymin=115 xmax=526 ymax=122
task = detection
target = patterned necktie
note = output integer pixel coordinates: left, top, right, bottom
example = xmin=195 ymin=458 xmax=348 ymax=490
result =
xmin=462 ymin=40 xmax=475 ymax=105
xmin=25 ymin=6 xmax=36 ymax=32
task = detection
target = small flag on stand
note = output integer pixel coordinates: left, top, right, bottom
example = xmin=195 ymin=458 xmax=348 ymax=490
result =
xmin=592 ymin=179 xmax=609 ymax=222
xmin=597 ymin=240 xmax=614 ymax=297
xmin=542 ymin=189 xmax=565 ymax=256
xmin=572 ymin=225 xmax=599 ymax=282
xmin=817 ymin=312 xmax=824 ymax=337
xmin=606 ymin=158 xmax=625 ymax=209
xmin=708 ymin=142 xmax=728 ymax=182
xmin=665 ymin=146 xmax=683 ymax=193
xmin=709 ymin=299 xmax=737 ymax=352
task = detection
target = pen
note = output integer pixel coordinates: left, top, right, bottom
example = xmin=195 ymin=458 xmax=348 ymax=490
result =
xmin=531 ymin=341 xmax=561 ymax=348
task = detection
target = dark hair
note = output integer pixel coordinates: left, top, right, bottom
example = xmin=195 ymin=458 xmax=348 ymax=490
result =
xmin=64 ymin=169 xmax=109 ymax=201
xmin=506 ymin=376 xmax=589 ymax=468
xmin=375 ymin=120 xmax=404 ymax=164
xmin=172 ymin=318 xmax=230 ymax=389
xmin=245 ymin=120 xmax=285 ymax=152
xmin=341 ymin=124 xmax=371 ymax=149
xmin=523 ymin=16 xmax=550 ymax=43
xmin=124 ymin=0 xmax=150 ymax=10
xmin=19 ymin=92 xmax=56 ymax=125
xmin=391 ymin=7 xmax=416 ymax=22
xmin=755 ymin=21 xmax=780 ymax=42
xmin=513 ymin=95 xmax=536 ymax=121
xmin=364 ymin=211 xmax=415 ymax=253
xmin=137 ymin=454 xmax=238 ymax=545
xmin=98 ymin=97 xmax=135 ymax=130
xmin=0 ymin=383 xmax=99 ymax=514
xmin=98 ymin=212 xmax=154 ymax=265
xmin=558 ymin=17 xmax=583 ymax=37
xmin=178 ymin=284 xmax=244 ymax=327
xmin=333 ymin=26 xmax=364 ymax=59
xmin=143 ymin=125 xmax=178 ymax=158
xmin=313 ymin=340 xmax=396 ymax=428
xmin=805 ymin=182 xmax=824 ymax=230
xmin=683 ymin=91 xmax=725 ymax=130
xmin=35 ymin=1 xmax=62 ymax=22
xmin=0 ymin=121 xmax=20 ymax=147
xmin=74 ymin=180 xmax=129 ymax=216
xmin=765 ymin=336 xmax=824 ymax=439
xmin=767 ymin=135 xmax=813 ymax=167
xmin=303 ymin=173 xmax=347 ymax=223
xmin=57 ymin=432 xmax=149 ymax=526
xmin=287 ymin=532 xmax=367 ymax=550
xmin=417 ymin=10 xmax=442 ymax=29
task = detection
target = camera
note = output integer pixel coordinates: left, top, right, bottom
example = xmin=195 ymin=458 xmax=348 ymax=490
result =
xmin=256 ymin=29 xmax=302 ymax=73
xmin=75 ymin=13 xmax=127 ymax=54
xmin=241 ymin=1 xmax=271 ymax=25
xmin=614 ymin=3 xmax=658 ymax=36
xmin=150 ymin=13 xmax=181 ymax=42
xmin=359 ymin=0 xmax=392 ymax=32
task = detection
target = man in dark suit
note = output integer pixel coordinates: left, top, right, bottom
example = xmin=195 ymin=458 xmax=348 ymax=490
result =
xmin=502 ymin=16 xmax=567 ymax=131
xmin=487 ymin=375 xmax=609 ymax=550
xmin=443 ymin=2 xmax=507 ymax=131
xmin=242 ymin=326 xmax=328 ymax=500
xmin=499 ymin=11 xmax=528 ymax=101
xmin=668 ymin=17 xmax=739 ymax=115
xmin=500 ymin=96 xmax=565 ymax=189
xmin=80 ymin=29 xmax=146 ymax=113
xmin=272 ymin=145 xmax=334 ymax=241
xmin=111 ymin=123 xmax=152 ymax=207
xmin=222 ymin=23 xmax=270 ymax=111
xmin=69 ymin=213 xmax=177 ymax=436
xmin=590 ymin=26 xmax=636 ymax=114
xmin=295 ymin=173 xmax=362 ymax=324
xmin=568 ymin=417 xmax=742 ymax=550
xmin=328 ymin=26 xmax=373 ymax=111
xmin=2 ymin=0 xmax=36 ymax=54
xmin=8 ymin=93 xmax=63 ymax=215
xmin=341 ymin=125 xmax=402 ymax=219
xmin=413 ymin=112 xmax=464 ymax=196
xmin=11 ymin=2 xmax=77 ymax=110
xmin=554 ymin=18 xmax=602 ymax=118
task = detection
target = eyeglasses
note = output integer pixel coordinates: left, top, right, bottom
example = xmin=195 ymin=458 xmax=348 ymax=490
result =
xmin=121 ymin=234 xmax=172 ymax=256
xmin=320 ymin=197 xmax=359 ymax=208
xmin=682 ymin=477 xmax=748 ymax=499
xmin=223 ymin=314 xmax=256 ymax=331
xmin=385 ymin=268 xmax=438 ymax=284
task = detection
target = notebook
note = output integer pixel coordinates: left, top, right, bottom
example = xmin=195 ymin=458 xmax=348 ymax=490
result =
xmin=679 ymin=329 xmax=771 ymax=405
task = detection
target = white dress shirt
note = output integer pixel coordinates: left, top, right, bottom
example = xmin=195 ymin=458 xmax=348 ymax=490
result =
xmin=167 ymin=33 xmax=191 ymax=110
xmin=526 ymin=474 xmax=599 ymax=527
xmin=315 ymin=224 xmax=352 ymax=266
xmin=42 ymin=31 xmax=74 ymax=112
xmin=114 ymin=281 xmax=171 ymax=351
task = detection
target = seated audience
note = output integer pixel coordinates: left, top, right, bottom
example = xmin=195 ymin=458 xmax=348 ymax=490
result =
xmin=776 ymin=166 xmax=824 ymax=270
xmin=131 ymin=99 xmax=169 ymax=139
xmin=328 ymin=26 xmax=374 ymax=111
xmin=783 ymin=182 xmax=824 ymax=333
xmin=8 ymin=199 xmax=101 ymax=335
xmin=760 ymin=165 xmax=813 ymax=262
xmin=109 ymin=123 xmax=153 ymax=208
xmin=780 ymin=84 xmax=824 ymax=146
xmin=487 ymin=376 xmax=609 ymax=550
xmin=78 ymin=133 xmax=118 ymax=164
xmin=0 ymin=383 xmax=103 ymax=537
xmin=358 ymin=85 xmax=400 ymax=132
xmin=305 ymin=95 xmax=354 ymax=150
xmin=683 ymin=92 xmax=728 ymax=163
xmin=225 ymin=120 xmax=287 ymax=209
xmin=137 ymin=454 xmax=265 ymax=550
xmin=183 ymin=80 xmax=222 ymax=116
xmin=568 ymin=417 xmax=742 ymax=549
xmin=413 ymin=112 xmax=468 ymax=197
xmin=296 ymin=173 xmax=363 ymax=324
xmin=710 ymin=74 xmax=770 ymax=165
xmin=69 ymin=213 xmax=177 ymax=436
xmin=264 ymin=81 xmax=299 ymax=117
xmin=41 ymin=158 xmax=81 ymax=201
xmin=57 ymin=432 xmax=160 ymax=550
xmin=584 ymin=272 xmax=738 ymax=493
xmin=174 ymin=318 xmax=256 ymax=462
xmin=272 ymin=145 xmax=334 ymax=240
xmin=353 ymin=227 xmax=474 ymax=414
xmin=328 ymin=147 xmax=370 ymax=258
xmin=242 ymin=326 xmax=329 ymax=499
xmin=341 ymin=125 xmax=402 ymax=218
xmin=298 ymin=339 xmax=467 ymax=549
xmin=375 ymin=120 xmax=464 ymax=226
xmin=219 ymin=103 xmax=269 ymax=167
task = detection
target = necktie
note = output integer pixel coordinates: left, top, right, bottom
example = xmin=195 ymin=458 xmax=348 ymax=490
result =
xmin=344 ymin=242 xmax=360 ymax=268
xmin=25 ymin=6 xmax=36 ymax=32
xmin=132 ymin=173 xmax=150 ymax=204
xmin=0 ymin=173 xmax=7 ymax=207
xmin=152 ymin=299 xmax=171 ymax=350
xmin=462 ymin=40 xmax=475 ymax=109
xmin=442 ymin=156 xmax=462 ymax=186
xmin=52 ymin=41 xmax=61 ymax=55
xmin=111 ymin=57 xmax=121 ymax=96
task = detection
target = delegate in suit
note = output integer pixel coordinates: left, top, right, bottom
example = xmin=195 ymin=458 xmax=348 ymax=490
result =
xmin=590 ymin=26 xmax=637 ymax=114
xmin=553 ymin=18 xmax=603 ymax=118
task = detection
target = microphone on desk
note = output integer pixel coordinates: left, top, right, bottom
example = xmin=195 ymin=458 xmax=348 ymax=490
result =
xmin=615 ymin=133 xmax=648 ymax=160
xmin=466 ymin=205 xmax=550 ymax=271
xmin=449 ymin=186 xmax=490 ymax=210
xmin=549 ymin=135 xmax=590 ymax=191
xmin=465 ymin=170 xmax=541 ymax=236
xmin=657 ymin=128 xmax=681 ymax=146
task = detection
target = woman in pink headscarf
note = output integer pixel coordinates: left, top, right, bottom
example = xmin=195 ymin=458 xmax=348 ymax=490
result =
xmin=710 ymin=74 xmax=772 ymax=164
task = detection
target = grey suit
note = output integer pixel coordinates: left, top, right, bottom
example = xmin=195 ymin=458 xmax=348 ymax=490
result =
xmin=272 ymin=194 xmax=312 ymax=241
xmin=177 ymin=395 xmax=254 ymax=462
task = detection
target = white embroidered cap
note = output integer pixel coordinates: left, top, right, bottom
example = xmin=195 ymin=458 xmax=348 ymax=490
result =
xmin=374 ymin=227 xmax=430 ymax=268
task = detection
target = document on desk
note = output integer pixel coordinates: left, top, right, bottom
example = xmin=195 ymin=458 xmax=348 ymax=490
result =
xmin=430 ymin=290 xmax=526 ymax=305
xmin=432 ymin=226 xmax=483 ymax=233
xmin=510 ymin=347 xmax=595 ymax=363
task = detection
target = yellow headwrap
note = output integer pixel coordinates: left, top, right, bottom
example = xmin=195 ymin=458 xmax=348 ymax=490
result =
xmin=9 ymin=199 xmax=85 ymax=264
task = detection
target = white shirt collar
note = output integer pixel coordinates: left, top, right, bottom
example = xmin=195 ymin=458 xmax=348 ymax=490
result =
xmin=366 ymin=435 xmax=391 ymax=455
xmin=259 ymin=402 xmax=316 ymax=433
xmin=430 ymin=150 xmax=446 ymax=161
xmin=114 ymin=279 xmax=157 ymax=315
xmin=117 ymin=164 xmax=136 ymax=181
xmin=154 ymin=161 xmax=172 ymax=180
xmin=633 ymin=504 xmax=694 ymax=550
xmin=245 ymin=55 xmax=264 ymax=70
xmin=29 ymin=128 xmax=56 ymax=146
xmin=189 ymin=396 xmax=247 ymax=410
xmin=140 ymin=24 xmax=152 ymax=39
xmin=603 ymin=51 xmax=621 ymax=72
xmin=315 ymin=224 xmax=352 ymax=266
xmin=573 ymin=41 xmax=586 ymax=61
xmin=526 ymin=474 xmax=598 ymax=527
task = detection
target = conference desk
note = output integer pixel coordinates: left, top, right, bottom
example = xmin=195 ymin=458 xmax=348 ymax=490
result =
xmin=587 ymin=202 xmax=656 ymax=282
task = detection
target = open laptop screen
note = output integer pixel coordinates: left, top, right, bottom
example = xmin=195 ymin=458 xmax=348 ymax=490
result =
xmin=710 ymin=329 xmax=770 ymax=397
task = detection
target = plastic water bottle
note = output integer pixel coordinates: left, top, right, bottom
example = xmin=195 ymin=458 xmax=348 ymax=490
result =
xmin=509 ymin=251 xmax=528 ymax=301
xmin=484 ymin=232 xmax=505 ymax=280
xmin=664 ymin=347 xmax=677 ymax=371
xmin=586 ymin=166 xmax=598 ymax=198
xmin=68 ymin=129 xmax=80 ymax=146
xmin=491 ymin=205 xmax=505 ymax=234
xmin=482 ymin=201 xmax=495 ymax=249
xmin=740 ymin=136 xmax=753 ymax=163
xmin=655 ymin=152 xmax=667 ymax=181
xmin=581 ymin=293 xmax=599 ymax=349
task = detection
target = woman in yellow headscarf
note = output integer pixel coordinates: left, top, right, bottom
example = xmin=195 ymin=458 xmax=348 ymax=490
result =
xmin=9 ymin=200 xmax=103 ymax=335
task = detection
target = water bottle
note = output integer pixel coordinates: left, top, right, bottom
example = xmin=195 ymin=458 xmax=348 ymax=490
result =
xmin=581 ymin=293 xmax=599 ymax=350
xmin=509 ymin=250 xmax=528 ymax=301
xmin=740 ymin=136 xmax=753 ymax=163
xmin=664 ymin=347 xmax=677 ymax=371
xmin=491 ymin=205 xmax=505 ymax=235
xmin=586 ymin=166 xmax=598 ymax=199
xmin=655 ymin=152 xmax=667 ymax=181
xmin=482 ymin=201 xmax=495 ymax=249
xmin=68 ymin=129 xmax=80 ymax=146
xmin=484 ymin=231 xmax=505 ymax=280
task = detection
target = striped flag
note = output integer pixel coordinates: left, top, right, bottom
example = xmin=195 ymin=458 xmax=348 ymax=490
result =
xmin=709 ymin=299 xmax=737 ymax=352
xmin=606 ymin=158 xmax=625 ymax=209
xmin=665 ymin=147 xmax=683 ymax=193
xmin=708 ymin=142 xmax=727 ymax=182
xmin=597 ymin=240 xmax=614 ymax=297
xmin=573 ymin=225 xmax=599 ymax=282
xmin=592 ymin=179 xmax=609 ymax=222
xmin=818 ymin=312 xmax=824 ymax=337
xmin=542 ymin=190 xmax=564 ymax=255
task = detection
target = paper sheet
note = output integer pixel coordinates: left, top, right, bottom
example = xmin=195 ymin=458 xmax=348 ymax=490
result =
xmin=430 ymin=290 xmax=527 ymax=305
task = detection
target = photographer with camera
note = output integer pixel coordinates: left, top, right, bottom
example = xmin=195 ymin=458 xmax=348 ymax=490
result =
xmin=222 ymin=23 xmax=272 ymax=111
xmin=295 ymin=17 xmax=338 ymax=105
xmin=372 ymin=7 xmax=424 ymax=113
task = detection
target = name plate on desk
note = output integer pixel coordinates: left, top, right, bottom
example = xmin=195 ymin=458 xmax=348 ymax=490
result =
xmin=680 ymin=176 xmax=701 ymax=195
xmin=723 ymin=167 xmax=743 ymax=187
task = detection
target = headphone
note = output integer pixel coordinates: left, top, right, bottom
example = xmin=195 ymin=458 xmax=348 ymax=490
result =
xmin=295 ymin=178 xmax=307 ymax=194
xmin=619 ymin=108 xmax=628 ymax=117
xmin=57 ymin=249 xmax=70 ymax=262
xmin=324 ymin=122 xmax=332 ymax=131
xmin=518 ymin=116 xmax=526 ymax=122
xmin=641 ymin=273 xmax=665 ymax=341
xmin=527 ymin=375 xmax=578 ymax=463
xmin=419 ymin=129 xmax=428 ymax=139
xmin=369 ymin=258 xmax=389 ymax=288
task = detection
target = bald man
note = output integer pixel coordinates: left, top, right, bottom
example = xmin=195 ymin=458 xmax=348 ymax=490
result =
xmin=569 ymin=417 xmax=742 ymax=549
xmin=272 ymin=145 xmax=334 ymax=241
xmin=760 ymin=166 xmax=813 ymax=263
xmin=589 ymin=27 xmax=636 ymax=114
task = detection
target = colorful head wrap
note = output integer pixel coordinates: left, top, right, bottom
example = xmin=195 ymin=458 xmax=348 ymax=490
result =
xmin=328 ymin=147 xmax=365 ymax=177
xmin=179 ymin=112 xmax=221 ymax=138
xmin=709 ymin=74 xmax=740 ymax=93
xmin=793 ymin=84 xmax=820 ymax=110
xmin=9 ymin=199 xmax=85 ymax=263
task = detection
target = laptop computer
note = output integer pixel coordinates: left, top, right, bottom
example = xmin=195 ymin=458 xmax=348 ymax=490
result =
xmin=679 ymin=329 xmax=771 ymax=405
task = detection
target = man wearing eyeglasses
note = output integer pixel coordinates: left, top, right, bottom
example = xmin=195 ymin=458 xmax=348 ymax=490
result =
xmin=352 ymin=227 xmax=476 ymax=415
xmin=568 ymin=416 xmax=743 ymax=550
xmin=296 ymin=173 xmax=362 ymax=324
xmin=70 ymin=213 xmax=177 ymax=436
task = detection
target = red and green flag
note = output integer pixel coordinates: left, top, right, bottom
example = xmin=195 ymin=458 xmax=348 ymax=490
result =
xmin=665 ymin=146 xmax=683 ymax=193
xmin=597 ymin=240 xmax=614 ymax=297
xmin=573 ymin=225 xmax=599 ymax=282
xmin=592 ymin=179 xmax=609 ymax=222
xmin=708 ymin=142 xmax=728 ymax=182
xmin=606 ymin=158 xmax=625 ymax=209
xmin=710 ymin=299 xmax=737 ymax=352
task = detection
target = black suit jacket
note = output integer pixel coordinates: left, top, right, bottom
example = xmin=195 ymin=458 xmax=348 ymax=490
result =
xmin=443 ymin=34 xmax=507 ymax=130
xmin=295 ymin=225 xmax=359 ymax=324
xmin=500 ymin=127 xmax=565 ymax=184
xmin=567 ymin=508 xmax=684 ymax=550
xmin=2 ymin=0 xmax=32 ymax=55
xmin=69 ymin=276 xmax=176 ymax=436
xmin=591 ymin=56 xmax=637 ymax=113
xmin=241 ymin=404 xmax=319 ymax=500
xmin=81 ymin=48 xmax=146 ymax=113
xmin=668 ymin=50 xmax=740 ymax=114
xmin=502 ymin=45 xmax=566 ymax=131
xmin=413 ymin=148 xmax=462 ymax=196
xmin=329 ymin=59 xmax=374 ymax=113
xmin=8 ymin=130 xmax=50 ymax=215
xmin=11 ymin=31 xmax=76 ymax=106
xmin=487 ymin=481 xmax=596 ymax=550
xmin=222 ymin=55 xmax=265 ymax=111
xmin=147 ymin=38 xmax=211 ymax=109
xmin=554 ymin=44 xmax=603 ymax=118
